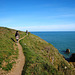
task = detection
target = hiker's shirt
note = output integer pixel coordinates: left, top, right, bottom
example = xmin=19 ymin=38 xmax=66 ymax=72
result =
xmin=16 ymin=35 xmax=19 ymax=39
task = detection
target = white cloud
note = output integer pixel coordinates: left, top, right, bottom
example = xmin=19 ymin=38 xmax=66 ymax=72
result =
xmin=11 ymin=24 xmax=75 ymax=31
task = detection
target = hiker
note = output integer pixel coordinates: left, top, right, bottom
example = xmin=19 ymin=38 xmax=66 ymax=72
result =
xmin=26 ymin=30 xmax=28 ymax=35
xmin=15 ymin=31 xmax=20 ymax=43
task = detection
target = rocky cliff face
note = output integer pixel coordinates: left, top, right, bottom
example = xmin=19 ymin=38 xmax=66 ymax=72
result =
xmin=70 ymin=53 xmax=75 ymax=68
xmin=70 ymin=53 xmax=75 ymax=62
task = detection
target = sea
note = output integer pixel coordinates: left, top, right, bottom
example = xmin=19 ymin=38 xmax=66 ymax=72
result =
xmin=31 ymin=31 xmax=75 ymax=58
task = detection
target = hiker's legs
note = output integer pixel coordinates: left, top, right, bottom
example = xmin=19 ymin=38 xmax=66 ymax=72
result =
xmin=16 ymin=39 xmax=18 ymax=43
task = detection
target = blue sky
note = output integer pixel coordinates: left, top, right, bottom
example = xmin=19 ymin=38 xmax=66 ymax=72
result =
xmin=0 ymin=0 xmax=75 ymax=31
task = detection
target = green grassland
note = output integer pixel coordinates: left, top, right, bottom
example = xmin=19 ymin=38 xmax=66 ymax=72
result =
xmin=0 ymin=27 xmax=25 ymax=71
xmin=20 ymin=33 xmax=75 ymax=75
xmin=0 ymin=27 xmax=75 ymax=75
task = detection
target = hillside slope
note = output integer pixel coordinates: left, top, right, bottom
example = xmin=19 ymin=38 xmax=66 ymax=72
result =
xmin=0 ymin=27 xmax=75 ymax=75
xmin=20 ymin=33 xmax=75 ymax=75
xmin=0 ymin=27 xmax=25 ymax=74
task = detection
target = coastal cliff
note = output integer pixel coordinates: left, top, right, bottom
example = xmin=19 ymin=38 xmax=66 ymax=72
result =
xmin=0 ymin=27 xmax=75 ymax=75
xmin=20 ymin=32 xmax=75 ymax=75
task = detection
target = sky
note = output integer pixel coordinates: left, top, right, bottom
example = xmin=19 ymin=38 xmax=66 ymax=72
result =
xmin=0 ymin=0 xmax=75 ymax=31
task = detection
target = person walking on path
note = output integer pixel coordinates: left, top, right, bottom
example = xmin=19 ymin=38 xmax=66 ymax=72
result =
xmin=26 ymin=30 xmax=28 ymax=35
xmin=15 ymin=31 xmax=20 ymax=43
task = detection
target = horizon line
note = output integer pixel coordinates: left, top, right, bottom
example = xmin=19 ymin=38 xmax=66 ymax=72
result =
xmin=0 ymin=26 xmax=75 ymax=32
xmin=30 ymin=31 xmax=75 ymax=32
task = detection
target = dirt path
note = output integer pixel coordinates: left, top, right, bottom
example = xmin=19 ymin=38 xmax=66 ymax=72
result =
xmin=7 ymin=36 xmax=25 ymax=75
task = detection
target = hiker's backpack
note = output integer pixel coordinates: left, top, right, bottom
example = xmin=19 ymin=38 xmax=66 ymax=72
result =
xmin=16 ymin=35 xmax=19 ymax=39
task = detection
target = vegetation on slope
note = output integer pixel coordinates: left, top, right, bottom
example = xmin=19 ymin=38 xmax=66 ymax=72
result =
xmin=0 ymin=27 xmax=75 ymax=75
xmin=0 ymin=27 xmax=25 ymax=71
xmin=20 ymin=33 xmax=75 ymax=75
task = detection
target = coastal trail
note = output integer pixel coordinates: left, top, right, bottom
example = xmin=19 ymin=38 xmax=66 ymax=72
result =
xmin=7 ymin=36 xmax=25 ymax=75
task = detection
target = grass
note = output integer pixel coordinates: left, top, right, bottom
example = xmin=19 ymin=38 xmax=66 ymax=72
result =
xmin=0 ymin=27 xmax=25 ymax=71
xmin=20 ymin=33 xmax=75 ymax=75
xmin=0 ymin=27 xmax=75 ymax=75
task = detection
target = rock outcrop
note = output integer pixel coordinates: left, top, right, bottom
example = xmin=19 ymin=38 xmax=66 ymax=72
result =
xmin=66 ymin=49 xmax=70 ymax=53
xmin=70 ymin=53 xmax=75 ymax=62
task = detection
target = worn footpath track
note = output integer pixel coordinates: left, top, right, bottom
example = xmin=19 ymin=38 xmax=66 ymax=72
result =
xmin=7 ymin=36 xmax=25 ymax=75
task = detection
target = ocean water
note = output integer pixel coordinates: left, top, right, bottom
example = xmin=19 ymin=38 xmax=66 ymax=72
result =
xmin=31 ymin=31 xmax=75 ymax=58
